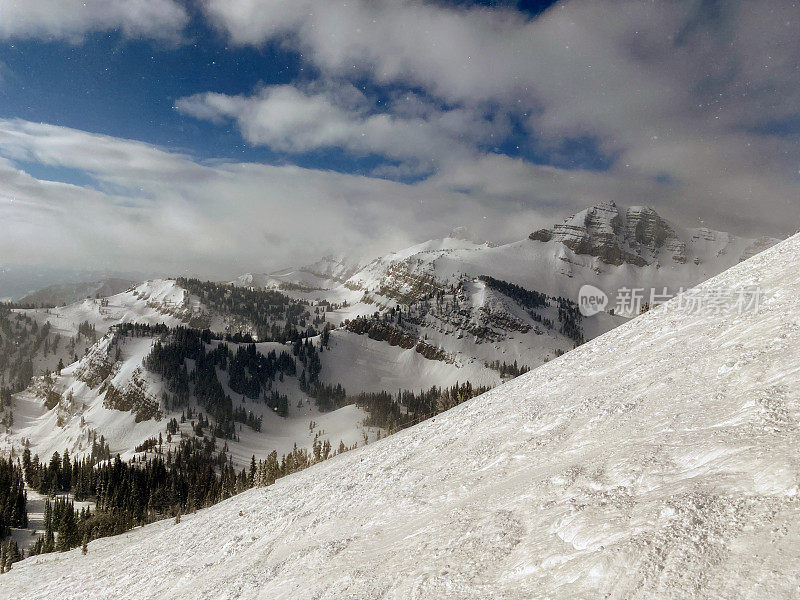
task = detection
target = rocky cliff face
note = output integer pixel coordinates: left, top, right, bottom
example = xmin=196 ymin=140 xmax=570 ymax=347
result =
xmin=531 ymin=202 xmax=648 ymax=266
xmin=530 ymin=201 xmax=778 ymax=268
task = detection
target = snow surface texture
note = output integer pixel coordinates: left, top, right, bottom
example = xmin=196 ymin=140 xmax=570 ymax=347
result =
xmin=319 ymin=329 xmax=501 ymax=392
xmin=4 ymin=234 xmax=800 ymax=599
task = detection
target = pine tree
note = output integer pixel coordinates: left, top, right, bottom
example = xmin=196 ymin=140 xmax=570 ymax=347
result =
xmin=42 ymin=499 xmax=56 ymax=553
xmin=57 ymin=500 xmax=79 ymax=551
xmin=7 ymin=540 xmax=20 ymax=568
xmin=62 ymin=448 xmax=72 ymax=490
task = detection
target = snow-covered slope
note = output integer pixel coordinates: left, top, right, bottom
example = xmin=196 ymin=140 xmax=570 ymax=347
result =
xmin=319 ymin=328 xmax=501 ymax=392
xmin=19 ymin=279 xmax=200 ymax=338
xmin=0 ymin=275 xmax=459 ymax=470
xmin=340 ymin=201 xmax=778 ymax=309
xmin=0 ymin=330 xmax=375 ymax=470
xmin=16 ymin=278 xmax=138 ymax=307
xmin=4 ymin=234 xmax=798 ymax=599
xmin=3 ymin=334 xmax=166 ymax=463
xmin=235 ymin=255 xmax=362 ymax=294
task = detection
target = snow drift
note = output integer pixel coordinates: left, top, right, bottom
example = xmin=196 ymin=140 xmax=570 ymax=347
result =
xmin=3 ymin=234 xmax=800 ymax=599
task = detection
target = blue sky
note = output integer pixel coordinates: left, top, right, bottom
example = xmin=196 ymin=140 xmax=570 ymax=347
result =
xmin=0 ymin=0 xmax=567 ymax=180
xmin=0 ymin=0 xmax=797 ymax=278
xmin=0 ymin=26 xmax=313 ymax=169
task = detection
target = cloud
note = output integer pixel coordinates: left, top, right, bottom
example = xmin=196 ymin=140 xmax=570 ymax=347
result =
xmin=201 ymin=1 xmax=799 ymax=129
xmin=200 ymin=0 xmax=668 ymax=111
xmin=1 ymin=1 xmax=798 ymax=278
xmin=176 ymin=82 xmax=506 ymax=173
xmin=0 ymin=0 xmax=189 ymax=42
xmin=1 ymin=114 xmax=794 ymax=281
xmin=199 ymin=0 xmax=800 ymax=236
xmin=0 ymin=117 xmax=689 ymax=278
xmin=0 ymin=119 xmax=539 ymax=276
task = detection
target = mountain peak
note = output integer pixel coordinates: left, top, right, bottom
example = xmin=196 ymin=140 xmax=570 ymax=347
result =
xmin=447 ymin=226 xmax=487 ymax=245
xmin=530 ymin=203 xmax=777 ymax=268
xmin=530 ymin=201 xmax=649 ymax=266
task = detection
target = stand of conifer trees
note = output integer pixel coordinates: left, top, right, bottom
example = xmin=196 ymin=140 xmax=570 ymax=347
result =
xmin=350 ymin=382 xmax=491 ymax=432
xmin=0 ymin=457 xmax=27 ymax=538
xmin=176 ymin=278 xmax=317 ymax=341
xmin=143 ymin=327 xmax=299 ymax=434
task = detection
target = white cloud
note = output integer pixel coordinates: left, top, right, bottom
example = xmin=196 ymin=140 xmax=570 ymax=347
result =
xmin=200 ymin=0 xmax=666 ymax=113
xmin=199 ymin=0 xmax=800 ymax=236
xmin=0 ymin=117 xmax=694 ymax=278
xmin=176 ymin=82 xmax=506 ymax=172
xmin=0 ymin=0 xmax=189 ymax=42
xmin=0 ymin=119 xmax=534 ymax=276
xmin=1 ymin=0 xmax=798 ymax=277
xmin=2 ymin=115 xmax=794 ymax=280
xmin=201 ymin=0 xmax=799 ymax=131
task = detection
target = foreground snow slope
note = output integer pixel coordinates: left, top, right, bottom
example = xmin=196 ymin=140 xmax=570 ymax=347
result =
xmin=5 ymin=235 xmax=800 ymax=599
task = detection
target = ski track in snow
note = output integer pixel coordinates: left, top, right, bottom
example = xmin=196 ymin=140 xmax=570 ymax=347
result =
xmin=3 ymin=235 xmax=800 ymax=599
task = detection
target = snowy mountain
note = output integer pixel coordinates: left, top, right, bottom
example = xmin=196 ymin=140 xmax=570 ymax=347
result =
xmin=3 ymin=232 xmax=797 ymax=599
xmin=235 ymin=255 xmax=362 ymax=294
xmin=14 ymin=278 xmax=311 ymax=341
xmin=0 ymin=206 xmax=780 ymax=478
xmin=328 ymin=201 xmax=778 ymax=309
xmin=16 ymin=279 xmax=202 ymax=338
xmin=2 ymin=330 xmax=373 ymax=472
xmin=244 ymin=202 xmax=778 ymax=383
xmin=0 ymin=278 xmax=380 ymax=471
xmin=16 ymin=279 xmax=138 ymax=308
xmin=529 ymin=201 xmax=776 ymax=269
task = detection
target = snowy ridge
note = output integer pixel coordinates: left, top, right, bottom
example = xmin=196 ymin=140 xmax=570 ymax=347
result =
xmin=263 ymin=203 xmax=778 ymax=317
xmin=4 ymin=234 xmax=799 ymax=599
xmin=0 ymin=330 xmax=376 ymax=471
xmin=225 ymin=204 xmax=779 ymax=386
xmin=235 ymin=255 xmax=362 ymax=293
xmin=19 ymin=279 xmax=198 ymax=339
xmin=3 ymin=333 xmax=167 ymax=463
xmin=3 ymin=275 xmax=483 ymax=470
xmin=16 ymin=278 xmax=137 ymax=307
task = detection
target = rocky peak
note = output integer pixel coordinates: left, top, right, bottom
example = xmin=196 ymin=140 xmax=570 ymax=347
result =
xmin=300 ymin=255 xmax=361 ymax=283
xmin=530 ymin=201 xmax=651 ymax=267
xmin=530 ymin=202 xmax=780 ymax=268
xmin=624 ymin=206 xmax=674 ymax=248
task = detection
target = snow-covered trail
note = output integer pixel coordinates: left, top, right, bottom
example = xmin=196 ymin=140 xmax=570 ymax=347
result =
xmin=4 ymin=235 xmax=800 ymax=599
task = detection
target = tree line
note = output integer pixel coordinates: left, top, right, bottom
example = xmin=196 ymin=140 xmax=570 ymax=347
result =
xmin=176 ymin=278 xmax=319 ymax=342
xmin=350 ymin=382 xmax=491 ymax=432
xmin=143 ymin=327 xmax=299 ymax=435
